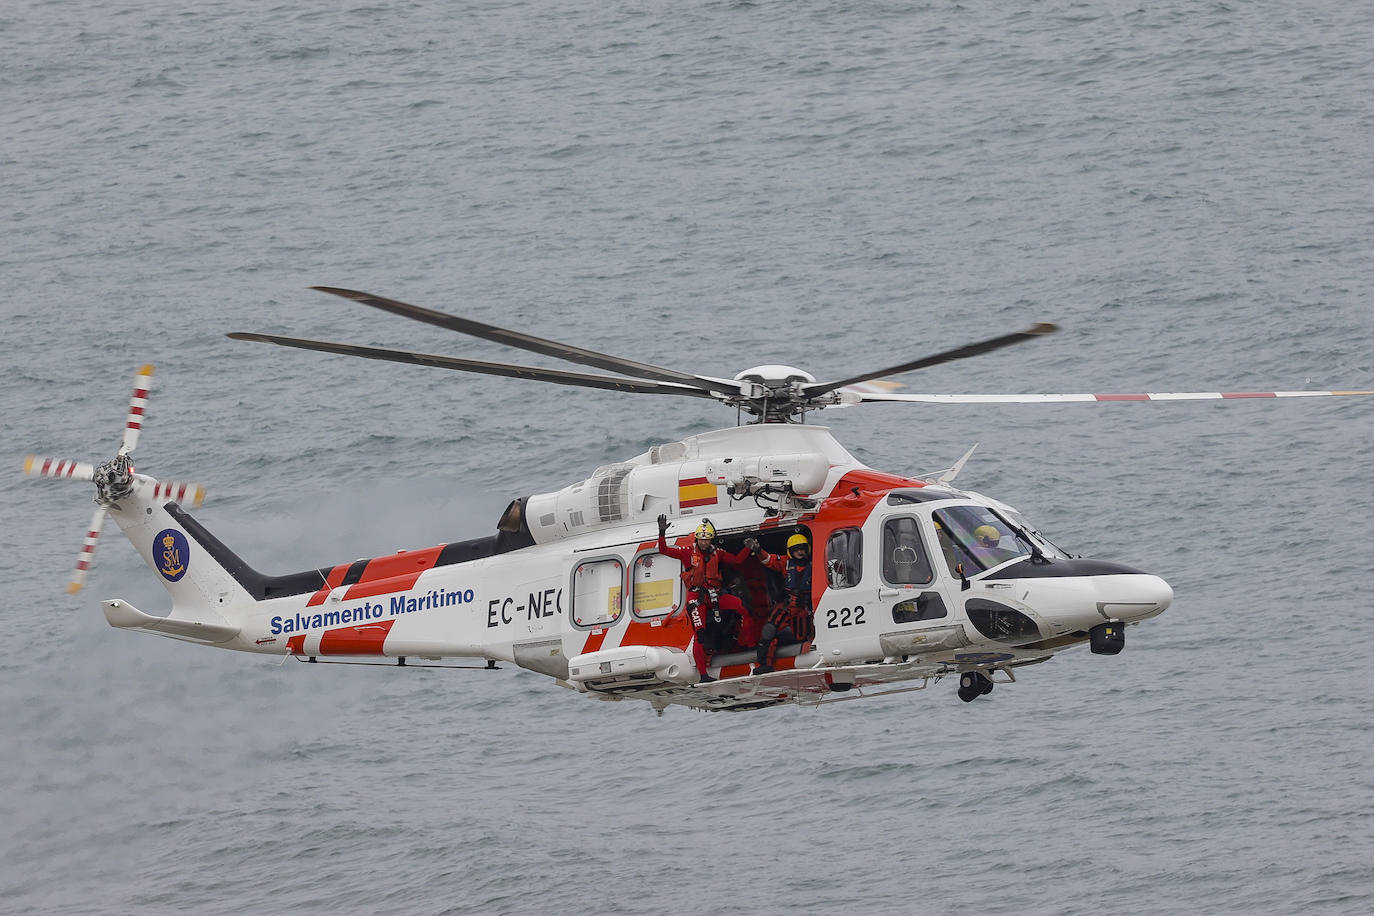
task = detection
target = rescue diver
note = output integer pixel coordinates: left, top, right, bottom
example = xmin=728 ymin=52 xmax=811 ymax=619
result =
xmin=745 ymin=532 xmax=817 ymax=675
xmin=656 ymin=514 xmax=750 ymax=683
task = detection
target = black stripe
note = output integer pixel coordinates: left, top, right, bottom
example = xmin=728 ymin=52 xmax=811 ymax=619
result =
xmin=984 ymin=557 xmax=1146 ymax=579
xmin=340 ymin=559 xmax=369 ymax=587
xmin=165 ymin=503 xmax=517 ymax=602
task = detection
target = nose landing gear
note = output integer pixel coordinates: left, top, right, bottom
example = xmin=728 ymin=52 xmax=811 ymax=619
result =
xmin=957 ymin=670 xmax=995 ymax=702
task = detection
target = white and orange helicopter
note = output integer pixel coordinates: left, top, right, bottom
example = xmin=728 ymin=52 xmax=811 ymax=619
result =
xmin=25 ymin=289 xmax=1374 ymax=713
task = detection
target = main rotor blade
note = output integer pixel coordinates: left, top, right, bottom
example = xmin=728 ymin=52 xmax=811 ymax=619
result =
xmin=310 ymin=287 xmax=741 ymax=397
xmin=228 ymin=332 xmax=721 ymax=399
xmin=847 ymin=389 xmax=1374 ymax=404
xmin=806 ymin=322 xmax=1058 ymax=398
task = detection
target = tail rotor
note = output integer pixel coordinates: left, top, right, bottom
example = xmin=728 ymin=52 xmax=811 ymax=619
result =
xmin=23 ymin=364 xmax=207 ymax=594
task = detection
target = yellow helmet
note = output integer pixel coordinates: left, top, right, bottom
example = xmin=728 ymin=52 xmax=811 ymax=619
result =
xmin=694 ymin=519 xmax=716 ymax=540
xmin=973 ymin=524 xmax=1000 ymax=545
xmin=787 ymin=533 xmax=810 ymax=551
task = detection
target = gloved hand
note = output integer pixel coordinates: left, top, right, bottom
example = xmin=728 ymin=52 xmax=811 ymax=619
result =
xmin=743 ymin=537 xmax=760 ymax=553
xmin=657 ymin=513 xmax=668 ymax=535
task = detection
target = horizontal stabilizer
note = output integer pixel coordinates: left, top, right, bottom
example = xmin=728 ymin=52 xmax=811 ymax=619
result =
xmin=102 ymin=599 xmax=240 ymax=645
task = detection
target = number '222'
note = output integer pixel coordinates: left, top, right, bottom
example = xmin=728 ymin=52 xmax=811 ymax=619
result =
xmin=826 ymin=605 xmax=865 ymax=628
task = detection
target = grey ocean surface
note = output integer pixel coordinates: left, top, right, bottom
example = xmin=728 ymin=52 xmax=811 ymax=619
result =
xmin=4 ymin=1 xmax=1374 ymax=913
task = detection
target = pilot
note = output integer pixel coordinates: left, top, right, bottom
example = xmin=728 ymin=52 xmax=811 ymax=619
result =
xmin=972 ymin=524 xmax=1015 ymax=566
xmin=657 ymin=514 xmax=750 ymax=683
xmin=746 ymin=532 xmax=816 ymax=675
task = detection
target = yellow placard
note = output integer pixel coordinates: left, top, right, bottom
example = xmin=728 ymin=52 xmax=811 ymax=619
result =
xmin=633 ymin=579 xmax=674 ymax=613
xmin=607 ymin=586 xmax=622 ymax=619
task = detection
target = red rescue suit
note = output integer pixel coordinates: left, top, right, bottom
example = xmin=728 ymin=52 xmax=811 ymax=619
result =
xmin=753 ymin=549 xmax=816 ymax=669
xmin=658 ymin=532 xmax=750 ymax=677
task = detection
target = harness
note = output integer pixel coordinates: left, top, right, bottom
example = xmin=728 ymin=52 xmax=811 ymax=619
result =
xmin=785 ymin=560 xmax=813 ymax=612
xmin=681 ymin=547 xmax=724 ymax=590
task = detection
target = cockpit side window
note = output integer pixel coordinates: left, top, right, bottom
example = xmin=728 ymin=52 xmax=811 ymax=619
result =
xmin=826 ymin=528 xmax=862 ymax=589
xmin=933 ymin=506 xmax=1034 ymax=573
xmin=882 ymin=517 xmax=932 ymax=586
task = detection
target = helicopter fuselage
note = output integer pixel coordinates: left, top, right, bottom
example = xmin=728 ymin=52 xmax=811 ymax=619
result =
xmin=100 ymin=423 xmax=1171 ymax=712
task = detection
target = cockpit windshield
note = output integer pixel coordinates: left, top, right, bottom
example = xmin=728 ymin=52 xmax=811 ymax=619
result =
xmin=1001 ymin=509 xmax=1072 ymax=560
xmin=933 ymin=506 xmax=1043 ymax=574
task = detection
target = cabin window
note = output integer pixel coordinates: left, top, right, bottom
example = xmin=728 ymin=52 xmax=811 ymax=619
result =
xmin=631 ymin=551 xmax=681 ymax=619
xmin=892 ymin=592 xmax=948 ymax=623
xmin=571 ymin=557 xmax=625 ymax=627
xmin=826 ymin=528 xmax=862 ymax=589
xmin=933 ymin=506 xmax=1035 ymax=574
xmin=882 ymin=517 xmax=933 ymax=586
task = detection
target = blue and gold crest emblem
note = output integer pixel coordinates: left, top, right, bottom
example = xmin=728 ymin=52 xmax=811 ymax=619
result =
xmin=154 ymin=528 xmax=190 ymax=582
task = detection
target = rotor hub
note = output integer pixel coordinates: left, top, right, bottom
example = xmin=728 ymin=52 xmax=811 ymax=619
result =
xmin=730 ymin=366 xmax=827 ymax=422
xmin=93 ymin=454 xmax=134 ymax=506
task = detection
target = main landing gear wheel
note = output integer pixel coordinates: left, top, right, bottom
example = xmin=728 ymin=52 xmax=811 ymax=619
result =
xmin=958 ymin=670 xmax=994 ymax=702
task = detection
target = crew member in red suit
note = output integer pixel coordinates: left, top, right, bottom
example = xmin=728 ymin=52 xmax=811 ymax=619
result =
xmin=729 ymin=562 xmax=769 ymax=656
xmin=657 ymin=514 xmax=750 ymax=683
xmin=748 ymin=532 xmax=817 ymax=675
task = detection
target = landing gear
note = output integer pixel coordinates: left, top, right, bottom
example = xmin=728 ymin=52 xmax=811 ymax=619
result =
xmin=958 ymin=670 xmax=994 ymax=702
xmin=1090 ymin=621 xmax=1125 ymax=655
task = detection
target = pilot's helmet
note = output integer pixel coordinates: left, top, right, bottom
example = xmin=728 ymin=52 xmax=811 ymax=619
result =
xmin=786 ymin=533 xmax=811 ymax=557
xmin=694 ymin=519 xmax=717 ymax=543
xmin=974 ymin=524 xmax=1001 ymax=547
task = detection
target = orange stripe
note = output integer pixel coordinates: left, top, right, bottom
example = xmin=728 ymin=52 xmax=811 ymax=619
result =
xmin=580 ymin=629 xmax=610 ymax=654
xmin=306 ymin=563 xmax=351 ymax=607
xmin=341 ymin=546 xmax=445 ymax=600
xmin=286 ymin=635 xmax=306 ymax=654
xmin=620 ymin=617 xmax=692 ymax=650
xmin=319 ymin=619 xmax=396 ymax=655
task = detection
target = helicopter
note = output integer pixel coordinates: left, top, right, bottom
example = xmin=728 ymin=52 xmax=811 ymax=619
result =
xmin=24 ymin=288 xmax=1374 ymax=713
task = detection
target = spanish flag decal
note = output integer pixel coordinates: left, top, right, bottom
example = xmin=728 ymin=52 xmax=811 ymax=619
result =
xmin=678 ymin=476 xmax=718 ymax=509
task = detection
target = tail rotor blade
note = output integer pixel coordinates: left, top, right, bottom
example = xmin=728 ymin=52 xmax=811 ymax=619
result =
xmin=67 ymin=506 xmax=107 ymax=594
xmin=119 ymin=364 xmax=155 ymax=456
xmin=23 ymin=456 xmax=96 ymax=481
xmin=150 ymin=479 xmax=207 ymax=507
